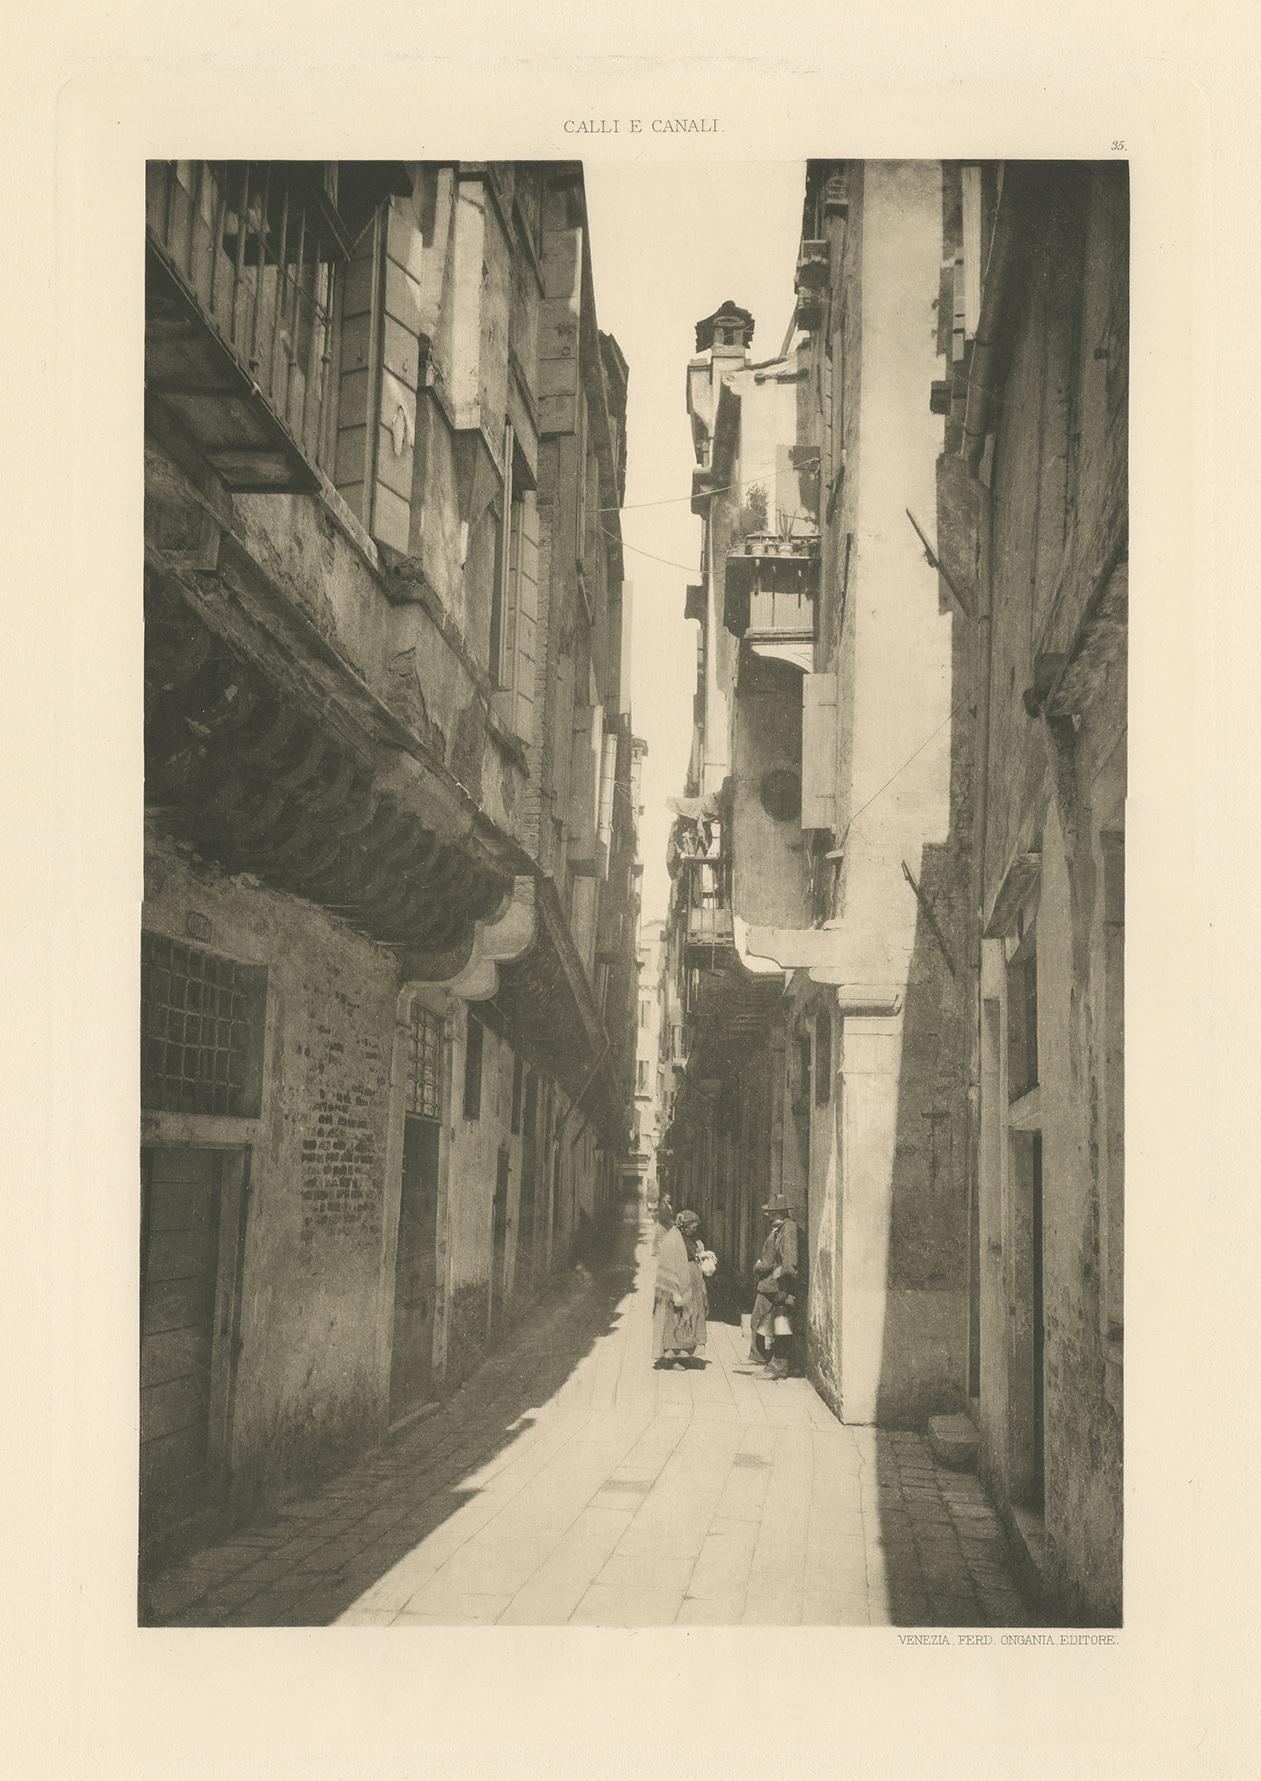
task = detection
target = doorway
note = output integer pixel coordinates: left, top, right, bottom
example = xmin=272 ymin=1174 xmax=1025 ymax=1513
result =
xmin=1008 ymin=1128 xmax=1046 ymax=1509
xmin=139 ymin=1144 xmax=246 ymax=1550
xmin=389 ymin=1115 xmax=441 ymax=1421
xmin=490 ymin=1146 xmax=511 ymax=1335
xmin=517 ymin=1072 xmax=538 ymax=1303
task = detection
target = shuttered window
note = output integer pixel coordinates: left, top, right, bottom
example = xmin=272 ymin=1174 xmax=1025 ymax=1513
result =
xmin=491 ymin=470 xmax=540 ymax=746
xmin=800 ymin=673 xmax=838 ymax=829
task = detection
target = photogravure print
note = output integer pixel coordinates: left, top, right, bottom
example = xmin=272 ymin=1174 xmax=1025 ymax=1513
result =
xmin=139 ymin=156 xmax=1125 ymax=1633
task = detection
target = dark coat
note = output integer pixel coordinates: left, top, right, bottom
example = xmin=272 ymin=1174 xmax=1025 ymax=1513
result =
xmin=752 ymin=1217 xmax=803 ymax=1334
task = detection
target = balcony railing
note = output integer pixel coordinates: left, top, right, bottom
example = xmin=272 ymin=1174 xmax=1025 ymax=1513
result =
xmin=146 ymin=160 xmax=346 ymax=490
xmin=724 ymin=532 xmax=820 ymax=642
xmin=686 ymin=903 xmax=733 ymax=948
xmin=795 ymin=239 xmax=831 ymax=290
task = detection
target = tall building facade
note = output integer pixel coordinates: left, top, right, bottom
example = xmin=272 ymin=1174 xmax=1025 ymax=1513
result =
xmin=661 ymin=162 xmax=1126 ymax=1624
xmin=626 ymin=916 xmax=666 ymax=1209
xmin=141 ymin=160 xmax=640 ymax=1570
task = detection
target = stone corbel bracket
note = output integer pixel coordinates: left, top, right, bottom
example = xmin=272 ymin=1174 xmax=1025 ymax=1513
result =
xmin=742 ymin=920 xmax=905 ymax=1005
xmin=414 ymin=876 xmax=537 ymax=1001
xmin=812 ymin=985 xmax=904 ymax=1018
xmin=733 ymin=914 xmax=791 ymax=978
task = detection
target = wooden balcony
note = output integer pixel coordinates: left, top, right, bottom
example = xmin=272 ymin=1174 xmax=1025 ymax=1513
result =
xmin=686 ymin=903 xmax=734 ymax=949
xmin=144 ymin=162 xmax=403 ymax=492
xmin=795 ymin=239 xmax=831 ymax=290
xmin=724 ymin=533 xmax=819 ymax=654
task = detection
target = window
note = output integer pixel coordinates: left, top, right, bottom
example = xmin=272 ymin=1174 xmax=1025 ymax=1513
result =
xmin=489 ymin=424 xmax=539 ymax=742
xmin=994 ymin=891 xmax=1045 ymax=1511
xmin=405 ymin=1002 xmax=444 ymax=1121
xmin=575 ymin=397 xmax=588 ymax=563
xmin=1099 ymin=829 xmax=1124 ymax=1354
xmin=795 ymin=1033 xmax=812 ymax=1109
xmin=515 ymin=164 xmax=545 ymax=260
xmin=814 ymin=1008 xmax=833 ymax=1105
xmin=639 ymin=998 xmax=650 ymax=1029
xmin=636 ymin=1058 xmax=650 ymax=1096
xmin=141 ymin=933 xmax=266 ymax=1117
xmin=1006 ymin=923 xmax=1039 ymax=1101
xmin=511 ymin=1052 xmax=524 ymax=1135
xmin=490 ymin=422 xmax=516 ymax=689
xmin=463 ymin=1011 xmax=484 ymax=1120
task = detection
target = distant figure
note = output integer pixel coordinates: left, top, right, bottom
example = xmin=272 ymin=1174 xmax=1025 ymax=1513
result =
xmin=653 ymin=1209 xmax=708 ymax=1369
xmin=652 ymin=1191 xmax=674 ymax=1255
xmin=739 ymin=1194 xmax=802 ymax=1381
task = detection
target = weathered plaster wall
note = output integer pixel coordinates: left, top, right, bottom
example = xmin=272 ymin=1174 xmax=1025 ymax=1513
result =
xmin=225 ymin=459 xmax=527 ymax=849
xmin=142 ymin=829 xmax=401 ymax=1511
xmin=807 ymin=161 xmax=971 ymax=1427
xmin=976 ymin=164 xmax=1127 ymax=1624
xmin=731 ymin=353 xmax=812 ymax=532
xmin=731 ymin=658 xmax=810 ymax=928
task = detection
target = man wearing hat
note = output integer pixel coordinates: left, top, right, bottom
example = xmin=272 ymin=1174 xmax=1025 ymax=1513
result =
xmin=739 ymin=1193 xmax=802 ymax=1381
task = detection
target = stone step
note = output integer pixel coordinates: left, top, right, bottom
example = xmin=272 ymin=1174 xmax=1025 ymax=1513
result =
xmin=927 ymin=1412 xmax=979 ymax=1472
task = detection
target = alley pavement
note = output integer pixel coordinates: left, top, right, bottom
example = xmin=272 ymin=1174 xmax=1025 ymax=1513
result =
xmin=142 ymin=1209 xmax=1043 ymax=1628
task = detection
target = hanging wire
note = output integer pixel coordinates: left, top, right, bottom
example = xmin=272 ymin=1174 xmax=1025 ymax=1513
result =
xmin=598 ymin=457 xmax=796 ymax=513
xmin=840 ymin=696 xmax=973 ymax=841
xmin=597 ymin=521 xmax=699 ymax=574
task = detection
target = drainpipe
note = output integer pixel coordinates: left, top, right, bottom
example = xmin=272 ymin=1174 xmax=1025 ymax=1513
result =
xmin=561 ymin=1035 xmax=613 ymax=1150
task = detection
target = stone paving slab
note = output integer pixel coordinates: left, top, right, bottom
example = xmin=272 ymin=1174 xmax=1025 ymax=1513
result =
xmin=142 ymin=1213 xmax=1046 ymax=1629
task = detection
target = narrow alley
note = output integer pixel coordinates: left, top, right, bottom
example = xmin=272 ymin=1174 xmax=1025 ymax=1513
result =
xmin=142 ymin=1206 xmax=1039 ymax=1629
xmin=138 ymin=158 xmax=1126 ymax=1632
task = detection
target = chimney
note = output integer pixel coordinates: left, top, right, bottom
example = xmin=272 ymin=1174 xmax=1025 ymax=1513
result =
xmin=694 ymin=299 xmax=755 ymax=362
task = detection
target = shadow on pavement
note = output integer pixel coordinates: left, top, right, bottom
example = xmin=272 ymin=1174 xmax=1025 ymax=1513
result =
xmin=140 ymin=1205 xmax=641 ymax=1626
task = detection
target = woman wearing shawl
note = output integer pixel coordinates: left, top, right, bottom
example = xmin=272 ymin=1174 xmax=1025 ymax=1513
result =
xmin=653 ymin=1209 xmax=708 ymax=1367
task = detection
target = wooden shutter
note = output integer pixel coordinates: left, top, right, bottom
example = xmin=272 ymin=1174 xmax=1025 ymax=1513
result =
xmin=513 ymin=491 xmax=540 ymax=743
xmin=800 ymin=673 xmax=838 ymax=829
xmin=961 ymin=164 xmax=983 ymax=339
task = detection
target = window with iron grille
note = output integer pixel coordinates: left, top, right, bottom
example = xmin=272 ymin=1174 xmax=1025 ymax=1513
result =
xmin=141 ymin=933 xmax=267 ymax=1117
xmin=405 ymin=1003 xmax=445 ymax=1122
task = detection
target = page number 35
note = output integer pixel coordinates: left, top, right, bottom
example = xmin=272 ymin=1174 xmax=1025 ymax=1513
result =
xmin=1111 ymin=140 xmax=1125 ymax=151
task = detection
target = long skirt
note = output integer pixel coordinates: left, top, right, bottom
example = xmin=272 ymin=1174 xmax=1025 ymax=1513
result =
xmin=653 ymin=1272 xmax=708 ymax=1357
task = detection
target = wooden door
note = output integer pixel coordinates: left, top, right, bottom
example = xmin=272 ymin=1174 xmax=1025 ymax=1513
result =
xmin=140 ymin=1145 xmax=245 ymax=1547
xmin=389 ymin=1115 xmax=440 ymax=1420
xmin=1030 ymin=1133 xmax=1045 ymax=1509
xmin=490 ymin=1147 xmax=511 ymax=1334
xmin=1007 ymin=1128 xmax=1046 ymax=1510
xmin=517 ymin=1074 xmax=538 ymax=1302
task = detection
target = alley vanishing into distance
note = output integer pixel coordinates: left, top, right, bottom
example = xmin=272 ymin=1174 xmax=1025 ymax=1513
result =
xmin=142 ymin=1206 xmax=1041 ymax=1629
